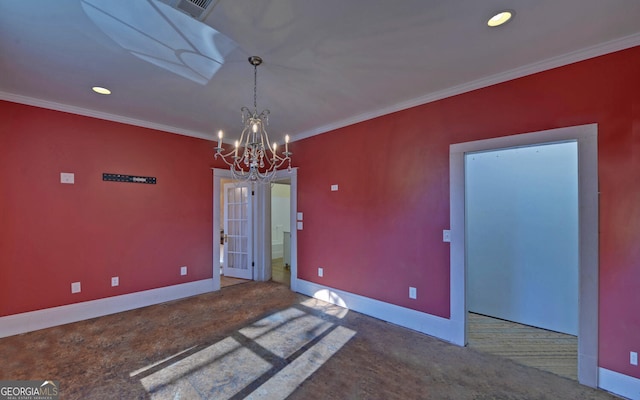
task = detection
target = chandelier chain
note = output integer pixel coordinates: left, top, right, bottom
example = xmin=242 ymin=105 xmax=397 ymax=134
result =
xmin=253 ymin=63 xmax=257 ymax=111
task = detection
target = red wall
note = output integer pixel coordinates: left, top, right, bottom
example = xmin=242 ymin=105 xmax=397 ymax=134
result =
xmin=295 ymin=46 xmax=640 ymax=378
xmin=1 ymin=46 xmax=638 ymax=379
xmin=0 ymin=102 xmax=224 ymax=316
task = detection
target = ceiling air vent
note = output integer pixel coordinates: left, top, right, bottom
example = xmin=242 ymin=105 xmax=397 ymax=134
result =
xmin=159 ymin=0 xmax=214 ymax=21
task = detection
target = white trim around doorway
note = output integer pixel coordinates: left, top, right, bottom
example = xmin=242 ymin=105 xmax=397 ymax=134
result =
xmin=212 ymin=168 xmax=299 ymax=289
xmin=273 ymin=168 xmax=299 ymax=291
xmin=212 ymin=168 xmax=234 ymax=291
xmin=449 ymin=124 xmax=599 ymax=388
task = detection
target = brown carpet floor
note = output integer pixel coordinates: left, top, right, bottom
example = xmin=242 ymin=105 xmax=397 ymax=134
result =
xmin=0 ymin=282 xmax=617 ymax=399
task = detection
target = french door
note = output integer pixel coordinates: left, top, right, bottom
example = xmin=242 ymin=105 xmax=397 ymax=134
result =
xmin=223 ymin=182 xmax=253 ymax=279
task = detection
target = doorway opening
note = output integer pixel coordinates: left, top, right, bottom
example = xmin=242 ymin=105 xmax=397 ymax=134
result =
xmin=449 ymin=124 xmax=598 ymax=387
xmin=271 ymin=180 xmax=291 ymax=287
xmin=213 ymin=168 xmax=299 ymax=291
xmin=465 ymin=142 xmax=579 ymax=380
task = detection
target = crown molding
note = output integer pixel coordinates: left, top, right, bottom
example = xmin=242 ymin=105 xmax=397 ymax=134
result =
xmin=292 ymin=33 xmax=640 ymax=142
xmin=2 ymin=33 xmax=639 ymax=144
xmin=0 ymin=92 xmax=213 ymax=141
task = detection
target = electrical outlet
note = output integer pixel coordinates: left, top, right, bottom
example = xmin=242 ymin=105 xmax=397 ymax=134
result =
xmin=318 ymin=267 xmax=324 ymax=277
xmin=180 ymin=266 xmax=187 ymax=276
xmin=331 ymin=184 xmax=339 ymax=191
xmin=71 ymin=282 xmax=81 ymax=294
xmin=631 ymin=351 xmax=638 ymax=366
xmin=111 ymin=276 xmax=119 ymax=287
xmin=60 ymin=172 xmax=75 ymax=184
xmin=409 ymin=287 xmax=417 ymax=299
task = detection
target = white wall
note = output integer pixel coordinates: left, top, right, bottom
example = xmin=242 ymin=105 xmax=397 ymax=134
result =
xmin=465 ymin=141 xmax=578 ymax=335
xmin=271 ymin=183 xmax=290 ymax=259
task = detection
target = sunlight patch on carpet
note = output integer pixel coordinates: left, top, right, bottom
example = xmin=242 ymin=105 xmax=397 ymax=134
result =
xmin=246 ymin=326 xmax=356 ymax=400
xmin=135 ymin=304 xmax=355 ymax=399
xmin=141 ymin=337 xmax=271 ymax=398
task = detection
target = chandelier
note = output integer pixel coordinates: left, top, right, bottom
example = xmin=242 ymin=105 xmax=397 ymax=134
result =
xmin=214 ymin=56 xmax=292 ymax=183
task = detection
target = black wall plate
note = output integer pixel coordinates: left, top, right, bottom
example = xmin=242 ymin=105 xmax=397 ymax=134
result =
xmin=103 ymin=173 xmax=156 ymax=184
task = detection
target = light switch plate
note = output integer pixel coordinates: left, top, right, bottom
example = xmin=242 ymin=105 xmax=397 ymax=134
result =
xmin=180 ymin=266 xmax=187 ymax=276
xmin=297 ymin=221 xmax=303 ymax=230
xmin=631 ymin=351 xmax=638 ymax=366
xmin=331 ymin=184 xmax=339 ymax=191
xmin=61 ymin=172 xmax=75 ymax=184
xmin=443 ymin=230 xmax=451 ymax=243
xmin=409 ymin=287 xmax=417 ymax=299
xmin=318 ymin=267 xmax=323 ymax=277
xmin=111 ymin=276 xmax=119 ymax=287
xmin=297 ymin=212 xmax=303 ymax=221
xmin=71 ymin=282 xmax=81 ymax=293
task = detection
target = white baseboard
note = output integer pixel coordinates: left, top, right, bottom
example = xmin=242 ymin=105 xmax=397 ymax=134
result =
xmin=295 ymin=281 xmax=640 ymax=399
xmin=0 ymin=279 xmax=215 ymax=338
xmin=295 ymin=279 xmax=459 ymax=344
xmin=599 ymin=368 xmax=640 ymax=400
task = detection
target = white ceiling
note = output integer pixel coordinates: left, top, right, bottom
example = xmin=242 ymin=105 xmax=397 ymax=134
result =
xmin=1 ymin=0 xmax=639 ymax=143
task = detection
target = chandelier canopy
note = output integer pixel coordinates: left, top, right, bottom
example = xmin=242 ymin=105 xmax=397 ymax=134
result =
xmin=214 ymin=56 xmax=292 ymax=183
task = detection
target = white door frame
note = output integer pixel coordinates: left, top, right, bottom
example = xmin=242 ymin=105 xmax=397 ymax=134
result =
xmin=213 ymin=168 xmax=234 ymax=290
xmin=213 ymin=168 xmax=298 ymax=289
xmin=449 ymin=124 xmax=598 ymax=387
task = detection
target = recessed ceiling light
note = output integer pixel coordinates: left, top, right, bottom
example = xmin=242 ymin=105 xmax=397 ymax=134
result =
xmin=487 ymin=10 xmax=514 ymax=27
xmin=92 ymin=86 xmax=111 ymax=95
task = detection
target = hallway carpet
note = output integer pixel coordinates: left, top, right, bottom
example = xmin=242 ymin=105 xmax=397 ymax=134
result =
xmin=468 ymin=312 xmax=578 ymax=380
xmin=0 ymin=282 xmax=617 ymax=399
xmin=220 ymin=275 xmax=251 ymax=288
xmin=271 ymin=257 xmax=291 ymax=287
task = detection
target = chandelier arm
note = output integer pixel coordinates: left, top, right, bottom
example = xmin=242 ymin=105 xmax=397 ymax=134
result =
xmin=271 ymin=156 xmax=291 ymax=170
xmin=253 ymin=167 xmax=276 ymax=181
xmin=214 ymin=149 xmax=239 ymax=166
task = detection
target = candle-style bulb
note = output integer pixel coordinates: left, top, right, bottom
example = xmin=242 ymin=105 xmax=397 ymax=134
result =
xmin=217 ymin=130 xmax=223 ymax=149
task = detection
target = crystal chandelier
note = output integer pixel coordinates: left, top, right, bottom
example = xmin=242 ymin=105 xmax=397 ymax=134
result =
xmin=214 ymin=56 xmax=292 ymax=183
